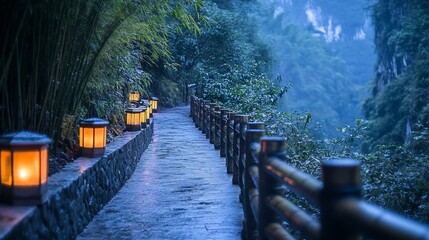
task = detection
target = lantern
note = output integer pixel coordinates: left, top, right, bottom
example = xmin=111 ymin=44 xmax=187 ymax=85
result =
xmin=79 ymin=118 xmax=109 ymax=158
xmin=125 ymin=107 xmax=142 ymax=131
xmin=138 ymin=106 xmax=147 ymax=128
xmin=129 ymin=91 xmax=139 ymax=103
xmin=149 ymin=97 xmax=159 ymax=113
xmin=142 ymin=100 xmax=152 ymax=122
xmin=0 ymin=131 xmax=51 ymax=205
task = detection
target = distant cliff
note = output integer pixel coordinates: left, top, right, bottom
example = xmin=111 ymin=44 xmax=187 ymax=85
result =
xmin=363 ymin=0 xmax=429 ymax=152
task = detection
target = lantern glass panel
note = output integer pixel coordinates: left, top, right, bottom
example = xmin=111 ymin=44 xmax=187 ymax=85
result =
xmin=150 ymin=100 xmax=158 ymax=110
xmin=129 ymin=92 xmax=139 ymax=102
xmin=41 ymin=148 xmax=48 ymax=184
xmin=140 ymin=110 xmax=146 ymax=123
xmin=82 ymin=128 xmax=94 ymax=148
xmin=127 ymin=112 xmax=140 ymax=125
xmin=145 ymin=107 xmax=150 ymax=119
xmin=1 ymin=150 xmax=12 ymax=185
xmin=94 ymin=128 xmax=106 ymax=148
xmin=13 ymin=150 xmax=40 ymax=186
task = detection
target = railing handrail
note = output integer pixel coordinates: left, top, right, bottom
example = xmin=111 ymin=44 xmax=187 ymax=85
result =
xmin=189 ymin=97 xmax=429 ymax=240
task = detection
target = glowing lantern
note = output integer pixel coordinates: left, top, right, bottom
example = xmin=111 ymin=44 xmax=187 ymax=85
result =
xmin=139 ymin=106 xmax=147 ymax=128
xmin=0 ymin=131 xmax=51 ymax=205
xmin=125 ymin=107 xmax=142 ymax=131
xmin=129 ymin=91 xmax=139 ymax=102
xmin=79 ymin=118 xmax=109 ymax=158
xmin=149 ymin=97 xmax=159 ymax=113
xmin=142 ymin=100 xmax=152 ymax=122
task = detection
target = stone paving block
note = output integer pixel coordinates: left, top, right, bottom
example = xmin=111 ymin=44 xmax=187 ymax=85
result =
xmin=78 ymin=106 xmax=243 ymax=240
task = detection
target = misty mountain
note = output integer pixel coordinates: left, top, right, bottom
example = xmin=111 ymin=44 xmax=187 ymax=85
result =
xmin=256 ymin=0 xmax=376 ymax=133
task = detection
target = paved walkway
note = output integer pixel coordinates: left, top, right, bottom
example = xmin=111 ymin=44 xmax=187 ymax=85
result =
xmin=77 ymin=106 xmax=243 ymax=240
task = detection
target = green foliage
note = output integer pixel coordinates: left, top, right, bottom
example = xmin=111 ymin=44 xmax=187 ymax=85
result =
xmin=0 ymin=0 xmax=111 ymax=142
xmin=364 ymin=0 xmax=429 ymax=152
xmin=169 ymin=0 xmax=271 ymax=100
xmin=0 ymin=0 xmax=203 ymax=144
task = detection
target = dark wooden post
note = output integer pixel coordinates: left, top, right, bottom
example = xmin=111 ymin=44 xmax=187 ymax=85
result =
xmin=200 ymin=100 xmax=207 ymax=134
xmin=259 ymin=137 xmax=285 ymax=240
xmin=238 ymin=116 xmax=250 ymax=195
xmin=195 ymin=98 xmax=201 ymax=128
xmin=233 ymin=115 xmax=248 ymax=185
xmin=193 ymin=97 xmax=199 ymax=124
xmin=210 ymin=106 xmax=220 ymax=144
xmin=321 ymin=159 xmax=361 ymax=240
xmin=214 ymin=106 xmax=222 ymax=149
xmin=226 ymin=112 xmax=237 ymax=173
xmin=198 ymin=98 xmax=204 ymax=130
xmin=205 ymin=103 xmax=215 ymax=139
xmin=244 ymin=128 xmax=265 ymax=240
xmin=219 ymin=109 xmax=228 ymax=156
xmin=189 ymin=96 xmax=194 ymax=118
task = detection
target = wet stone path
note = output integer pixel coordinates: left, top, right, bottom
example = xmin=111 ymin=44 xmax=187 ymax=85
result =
xmin=77 ymin=106 xmax=243 ymax=240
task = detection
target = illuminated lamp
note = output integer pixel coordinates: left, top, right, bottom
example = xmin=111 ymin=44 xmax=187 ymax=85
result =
xmin=142 ymin=100 xmax=152 ymax=122
xmin=138 ymin=106 xmax=147 ymax=128
xmin=79 ymin=118 xmax=109 ymax=158
xmin=0 ymin=131 xmax=51 ymax=205
xmin=129 ymin=91 xmax=140 ymax=103
xmin=149 ymin=97 xmax=159 ymax=113
xmin=125 ymin=107 xmax=142 ymax=131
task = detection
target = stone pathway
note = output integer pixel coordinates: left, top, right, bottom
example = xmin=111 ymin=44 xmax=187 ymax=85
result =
xmin=77 ymin=106 xmax=243 ymax=240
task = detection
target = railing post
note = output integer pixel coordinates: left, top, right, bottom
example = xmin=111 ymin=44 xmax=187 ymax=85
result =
xmin=238 ymin=116 xmax=250 ymax=198
xmin=206 ymin=103 xmax=215 ymax=139
xmin=244 ymin=128 xmax=265 ymax=240
xmin=214 ymin=107 xmax=222 ymax=149
xmin=210 ymin=106 xmax=219 ymax=144
xmin=259 ymin=137 xmax=285 ymax=240
xmin=193 ymin=97 xmax=199 ymax=124
xmin=233 ymin=115 xmax=248 ymax=185
xmin=190 ymin=96 xmax=195 ymax=117
xmin=200 ymin=100 xmax=207 ymax=134
xmin=195 ymin=98 xmax=201 ymax=128
xmin=226 ymin=112 xmax=237 ymax=173
xmin=219 ymin=109 xmax=228 ymax=156
xmin=321 ymin=159 xmax=361 ymax=240
xmin=198 ymin=98 xmax=204 ymax=130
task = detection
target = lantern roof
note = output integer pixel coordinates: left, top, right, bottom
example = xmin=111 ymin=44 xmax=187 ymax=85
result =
xmin=126 ymin=107 xmax=143 ymax=113
xmin=141 ymin=100 xmax=151 ymax=107
xmin=79 ymin=118 xmax=109 ymax=127
xmin=130 ymin=90 xmax=139 ymax=94
xmin=150 ymin=97 xmax=159 ymax=101
xmin=138 ymin=106 xmax=147 ymax=111
xmin=0 ymin=131 xmax=52 ymax=146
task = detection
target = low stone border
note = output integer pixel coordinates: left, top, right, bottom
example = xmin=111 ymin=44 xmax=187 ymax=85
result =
xmin=0 ymin=121 xmax=154 ymax=239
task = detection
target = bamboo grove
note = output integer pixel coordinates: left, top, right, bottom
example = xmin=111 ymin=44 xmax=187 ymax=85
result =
xmin=0 ymin=0 xmax=203 ymax=146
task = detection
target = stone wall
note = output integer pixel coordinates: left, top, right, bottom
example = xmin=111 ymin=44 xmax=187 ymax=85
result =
xmin=0 ymin=122 xmax=154 ymax=240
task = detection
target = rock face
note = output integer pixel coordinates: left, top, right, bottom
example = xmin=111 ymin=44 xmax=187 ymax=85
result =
xmin=0 ymin=122 xmax=154 ymax=240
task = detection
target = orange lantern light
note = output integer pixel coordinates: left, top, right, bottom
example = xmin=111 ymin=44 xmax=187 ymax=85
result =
xmin=138 ymin=106 xmax=147 ymax=128
xmin=129 ymin=91 xmax=139 ymax=102
xmin=149 ymin=97 xmax=159 ymax=113
xmin=142 ymin=100 xmax=152 ymax=120
xmin=0 ymin=131 xmax=51 ymax=205
xmin=125 ymin=107 xmax=142 ymax=131
xmin=79 ymin=118 xmax=109 ymax=158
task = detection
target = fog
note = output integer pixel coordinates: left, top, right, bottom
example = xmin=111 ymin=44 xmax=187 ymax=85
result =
xmin=253 ymin=0 xmax=376 ymax=135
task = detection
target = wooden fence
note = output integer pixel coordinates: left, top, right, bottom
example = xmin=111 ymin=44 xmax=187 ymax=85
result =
xmin=190 ymin=96 xmax=429 ymax=240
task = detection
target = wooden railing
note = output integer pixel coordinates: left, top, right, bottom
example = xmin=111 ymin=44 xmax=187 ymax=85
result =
xmin=189 ymin=96 xmax=429 ymax=240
